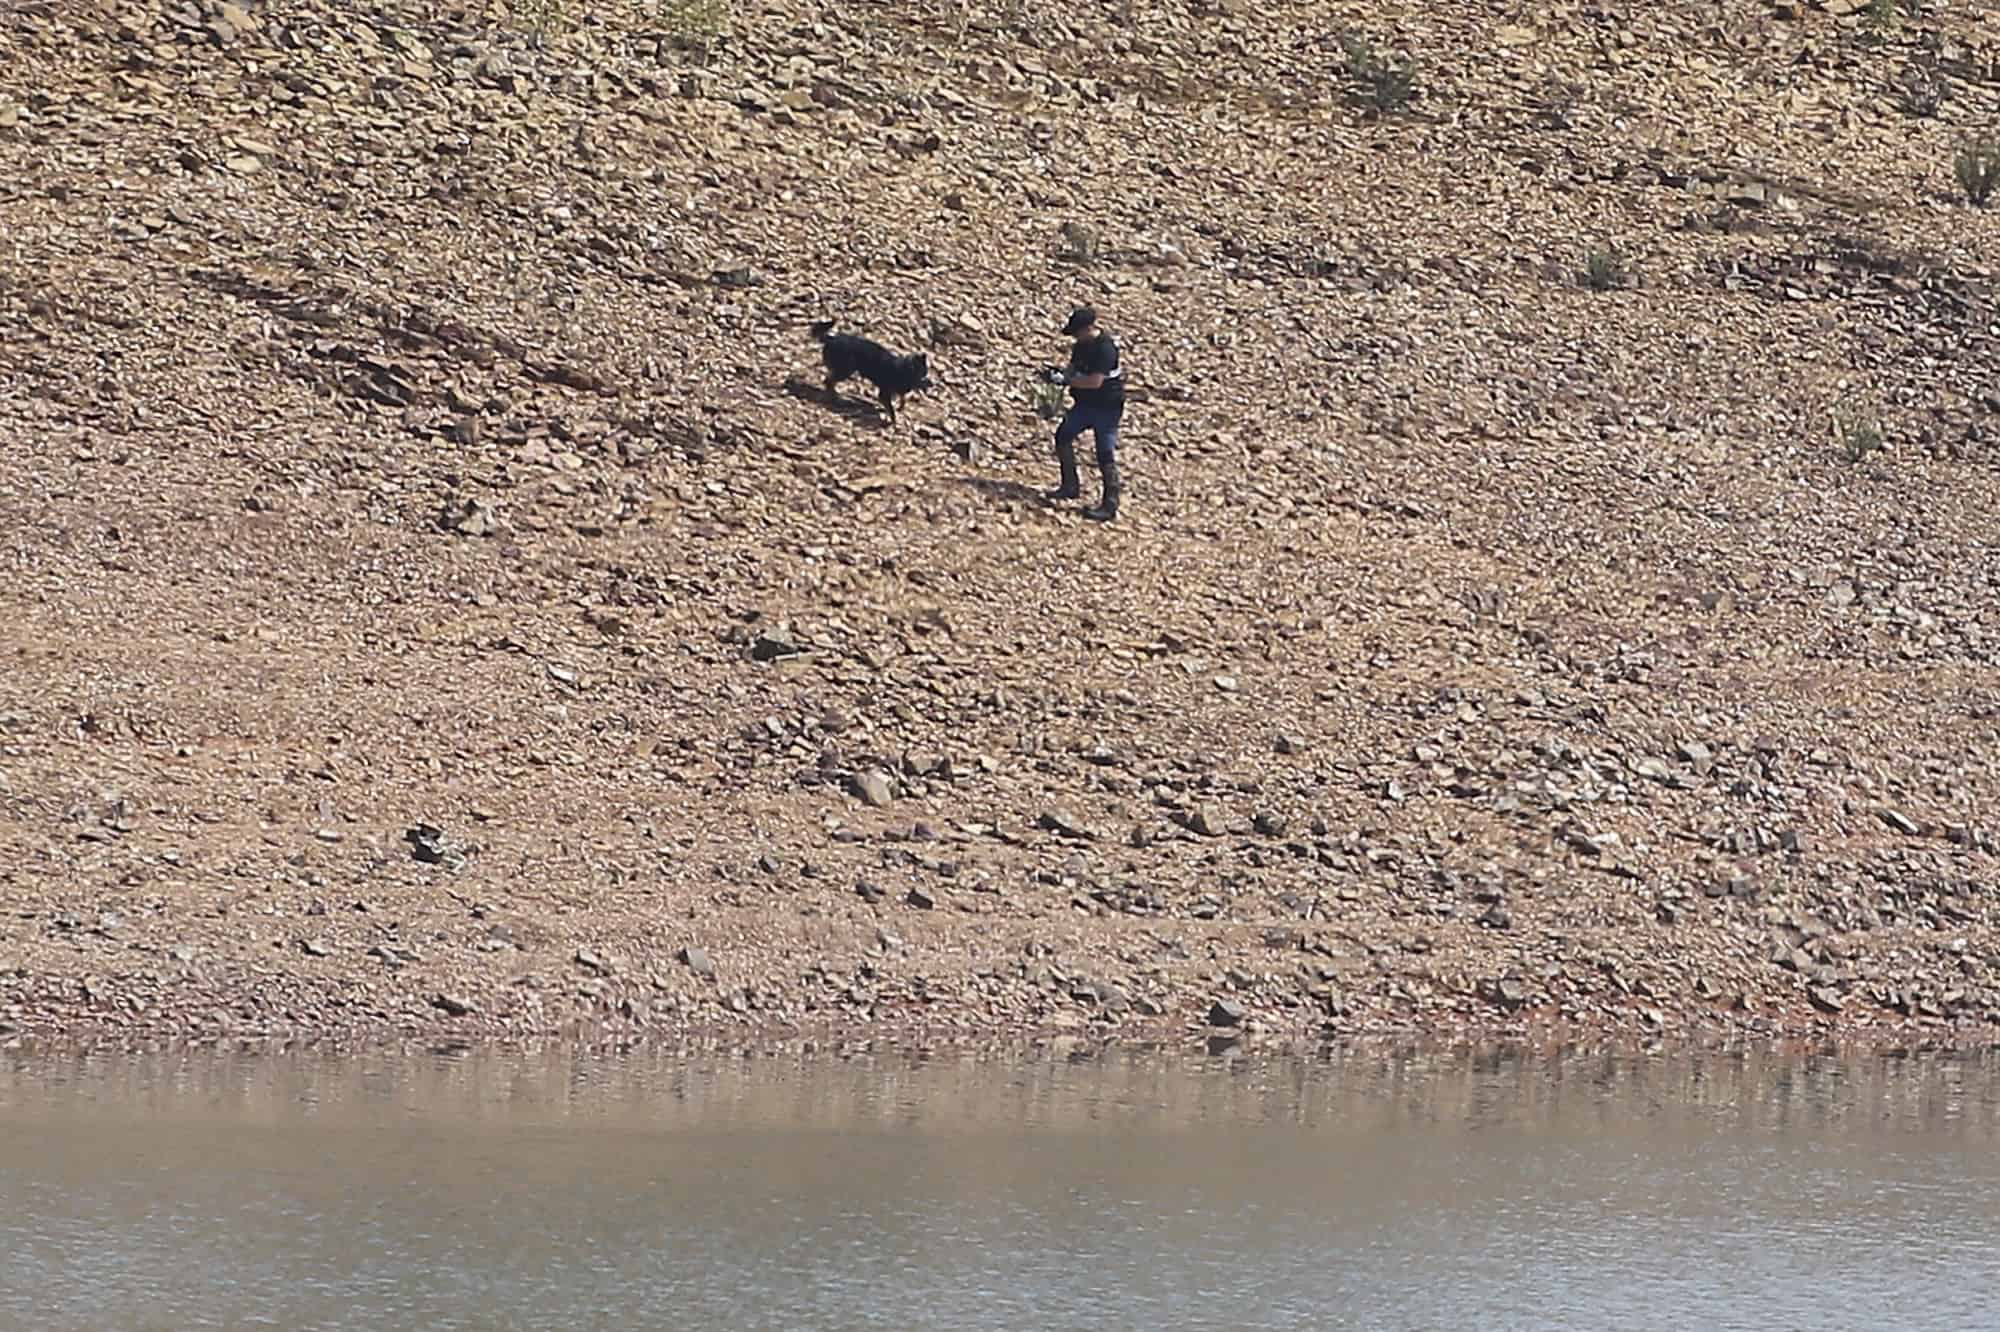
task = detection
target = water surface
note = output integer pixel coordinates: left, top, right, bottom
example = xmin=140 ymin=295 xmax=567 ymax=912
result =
xmin=1 ymin=1041 xmax=1996 ymax=1330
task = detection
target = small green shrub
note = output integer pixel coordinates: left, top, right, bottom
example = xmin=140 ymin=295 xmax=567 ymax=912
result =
xmin=1340 ymin=32 xmax=1417 ymax=116
xmin=659 ymin=0 xmax=730 ymax=50
xmin=513 ymin=0 xmax=576 ymax=35
xmin=1055 ymin=221 xmax=1099 ymax=265
xmin=1955 ymin=140 xmax=2000 ymax=207
xmin=1581 ymin=248 xmax=1628 ymax=292
xmin=1893 ymin=61 xmax=1945 ymax=118
xmin=1030 ymin=381 xmax=1067 ymax=421
xmin=1837 ymin=415 xmax=1886 ymax=465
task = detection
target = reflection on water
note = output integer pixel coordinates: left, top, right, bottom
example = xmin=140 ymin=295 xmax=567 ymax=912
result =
xmin=0 ymin=1042 xmax=1996 ymax=1331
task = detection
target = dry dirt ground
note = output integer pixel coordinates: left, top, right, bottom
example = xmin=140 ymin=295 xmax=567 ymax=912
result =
xmin=2 ymin=0 xmax=1999 ymax=1046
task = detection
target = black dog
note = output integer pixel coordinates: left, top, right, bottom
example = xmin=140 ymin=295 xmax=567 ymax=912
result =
xmin=810 ymin=319 xmax=932 ymax=424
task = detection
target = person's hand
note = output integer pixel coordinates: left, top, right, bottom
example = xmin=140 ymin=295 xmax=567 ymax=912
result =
xmin=1040 ymin=366 xmax=1069 ymax=385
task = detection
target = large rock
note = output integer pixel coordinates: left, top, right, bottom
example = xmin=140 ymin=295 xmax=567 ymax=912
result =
xmin=1207 ymin=998 xmax=1246 ymax=1027
xmin=850 ymin=770 xmax=894 ymax=807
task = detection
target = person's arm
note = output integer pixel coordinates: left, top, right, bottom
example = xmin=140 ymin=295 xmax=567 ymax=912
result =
xmin=1042 ymin=364 xmax=1105 ymax=389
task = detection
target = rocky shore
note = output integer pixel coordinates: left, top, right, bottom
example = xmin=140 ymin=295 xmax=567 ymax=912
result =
xmin=2 ymin=0 xmax=1998 ymax=1046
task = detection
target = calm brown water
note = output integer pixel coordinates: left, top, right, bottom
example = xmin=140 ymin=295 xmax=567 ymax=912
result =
xmin=1 ymin=1042 xmax=1997 ymax=1330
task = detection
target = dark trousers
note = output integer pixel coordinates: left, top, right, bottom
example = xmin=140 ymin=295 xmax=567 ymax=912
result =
xmin=1054 ymin=402 xmax=1122 ymax=491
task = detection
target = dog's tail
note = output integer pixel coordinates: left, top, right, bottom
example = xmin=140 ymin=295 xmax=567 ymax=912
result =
xmin=808 ymin=319 xmax=835 ymax=342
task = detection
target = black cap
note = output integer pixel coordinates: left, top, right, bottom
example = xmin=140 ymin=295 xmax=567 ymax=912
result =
xmin=1061 ymin=306 xmax=1098 ymax=336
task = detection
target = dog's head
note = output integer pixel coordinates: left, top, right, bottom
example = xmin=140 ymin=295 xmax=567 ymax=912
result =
xmin=889 ymin=352 xmax=932 ymax=395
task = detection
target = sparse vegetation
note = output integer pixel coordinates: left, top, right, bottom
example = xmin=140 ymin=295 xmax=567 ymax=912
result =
xmin=1955 ymin=140 xmax=2000 ymax=207
xmin=1054 ymin=221 xmax=1099 ymax=265
xmin=1682 ymin=204 xmax=1771 ymax=237
xmin=659 ymin=0 xmax=731 ymax=51
xmin=513 ymin=0 xmax=573 ymax=35
xmin=1860 ymin=0 xmax=1898 ymax=41
xmin=1531 ymin=75 xmax=1580 ymax=132
xmin=1581 ymin=247 xmax=1628 ymax=292
xmin=514 ymin=0 xmax=731 ymax=49
xmin=1340 ymin=31 xmax=1418 ymax=116
xmin=1030 ymin=380 xmax=1067 ymax=421
xmin=1302 ymin=244 xmax=1341 ymax=279
xmin=1893 ymin=60 xmax=1945 ymax=118
xmin=1837 ymin=415 xmax=1887 ymax=465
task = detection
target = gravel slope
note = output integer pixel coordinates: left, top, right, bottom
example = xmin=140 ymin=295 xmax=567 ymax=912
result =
xmin=1 ymin=0 xmax=1998 ymax=1044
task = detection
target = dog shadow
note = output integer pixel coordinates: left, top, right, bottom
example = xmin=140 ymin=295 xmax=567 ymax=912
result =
xmin=781 ymin=374 xmax=888 ymax=428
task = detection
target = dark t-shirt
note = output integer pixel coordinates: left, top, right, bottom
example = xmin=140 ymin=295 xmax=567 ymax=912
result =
xmin=1067 ymin=333 xmax=1125 ymax=411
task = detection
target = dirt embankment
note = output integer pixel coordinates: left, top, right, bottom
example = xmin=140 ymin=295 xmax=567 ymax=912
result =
xmin=1 ymin=0 xmax=1998 ymax=1046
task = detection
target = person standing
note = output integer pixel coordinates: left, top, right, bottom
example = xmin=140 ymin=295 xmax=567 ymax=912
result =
xmin=1042 ymin=306 xmax=1125 ymax=522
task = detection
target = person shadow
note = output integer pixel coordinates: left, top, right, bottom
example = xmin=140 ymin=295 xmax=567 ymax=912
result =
xmin=957 ymin=476 xmax=1047 ymax=505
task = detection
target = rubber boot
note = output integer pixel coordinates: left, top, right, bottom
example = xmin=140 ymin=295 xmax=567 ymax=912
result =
xmin=1084 ymin=456 xmax=1120 ymax=522
xmin=1046 ymin=436 xmax=1081 ymax=502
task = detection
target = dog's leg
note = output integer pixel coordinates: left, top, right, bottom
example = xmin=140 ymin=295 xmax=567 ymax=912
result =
xmin=880 ymin=386 xmax=897 ymax=424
